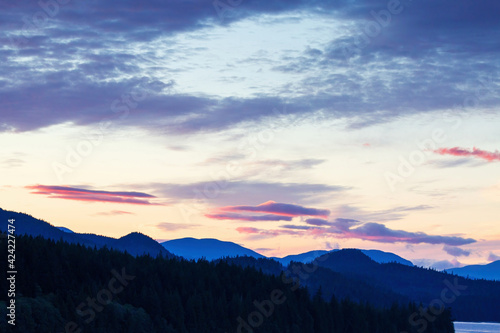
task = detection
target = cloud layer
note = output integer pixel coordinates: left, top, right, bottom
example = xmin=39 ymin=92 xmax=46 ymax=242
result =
xmin=434 ymin=147 xmax=500 ymax=162
xmin=217 ymin=201 xmax=330 ymax=218
xmin=443 ymin=245 xmax=471 ymax=257
xmin=226 ymin=200 xmax=477 ymax=246
xmin=2 ymin=1 xmax=499 ymax=134
xmin=26 ymin=185 xmax=159 ymax=205
xmin=206 ymin=212 xmax=293 ymax=222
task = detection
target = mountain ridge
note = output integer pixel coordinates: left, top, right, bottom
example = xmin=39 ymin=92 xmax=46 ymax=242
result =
xmin=0 ymin=208 xmax=174 ymax=258
xmin=445 ymin=260 xmax=500 ymax=281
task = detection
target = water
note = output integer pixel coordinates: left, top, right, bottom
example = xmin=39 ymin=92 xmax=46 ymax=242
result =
xmin=454 ymin=322 xmax=500 ymax=333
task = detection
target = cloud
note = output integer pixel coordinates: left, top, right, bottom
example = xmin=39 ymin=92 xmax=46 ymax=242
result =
xmin=95 ymin=210 xmax=135 ymax=216
xmin=330 ymin=218 xmax=363 ymax=231
xmin=2 ymin=1 xmax=500 ymax=135
xmin=488 ymin=252 xmax=500 ymax=262
xmin=1 ymin=158 xmax=25 ymax=168
xmin=434 ymin=147 xmax=500 ymax=162
xmin=254 ymin=248 xmax=273 ymax=252
xmin=236 ymin=227 xmax=261 ymax=234
xmin=233 ymin=212 xmax=475 ymax=246
xmin=280 ymin=224 xmax=318 ymax=230
xmin=249 ymin=158 xmax=326 ymax=171
xmin=443 ymin=245 xmax=471 ymax=257
xmin=26 ymin=185 xmax=160 ymax=205
xmin=329 ymin=204 xmax=435 ymax=223
xmin=305 ymin=218 xmax=330 ymax=226
xmin=149 ymin=181 xmax=347 ymax=206
xmin=205 ymin=212 xmax=292 ymax=222
xmin=218 ymin=201 xmax=330 ymax=218
xmin=235 ymin=226 xmax=302 ymax=239
xmin=332 ymin=222 xmax=477 ymax=246
xmin=325 ymin=241 xmax=341 ymax=250
xmin=430 ymin=158 xmax=482 ymax=168
xmin=156 ymin=222 xmax=200 ymax=232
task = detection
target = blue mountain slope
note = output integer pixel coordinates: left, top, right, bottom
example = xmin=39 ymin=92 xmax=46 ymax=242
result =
xmin=361 ymin=249 xmax=413 ymax=266
xmin=57 ymin=227 xmax=74 ymax=233
xmin=161 ymin=237 xmax=265 ymax=260
xmin=445 ymin=261 xmax=500 ymax=281
xmin=273 ymin=250 xmax=329 ymax=265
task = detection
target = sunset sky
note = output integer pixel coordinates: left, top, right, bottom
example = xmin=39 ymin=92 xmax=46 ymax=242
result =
xmin=1 ymin=0 xmax=499 ymax=269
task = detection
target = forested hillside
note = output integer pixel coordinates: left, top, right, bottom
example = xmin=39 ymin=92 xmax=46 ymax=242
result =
xmin=0 ymin=234 xmax=454 ymax=332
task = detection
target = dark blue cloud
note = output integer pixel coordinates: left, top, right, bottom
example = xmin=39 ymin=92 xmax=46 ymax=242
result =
xmin=1 ymin=0 xmax=499 ymax=133
xmin=443 ymin=245 xmax=471 ymax=257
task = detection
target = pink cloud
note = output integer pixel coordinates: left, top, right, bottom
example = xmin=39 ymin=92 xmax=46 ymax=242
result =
xmin=236 ymin=227 xmax=261 ymax=234
xmin=434 ymin=147 xmax=500 ymax=162
xmin=26 ymin=185 xmax=160 ymax=205
xmin=234 ymin=218 xmax=476 ymax=246
xmin=217 ymin=201 xmax=330 ymax=218
xmin=95 ymin=210 xmax=135 ymax=216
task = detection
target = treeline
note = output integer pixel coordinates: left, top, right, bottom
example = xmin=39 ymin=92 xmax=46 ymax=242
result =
xmin=0 ymin=234 xmax=454 ymax=332
xmin=224 ymin=250 xmax=500 ymax=323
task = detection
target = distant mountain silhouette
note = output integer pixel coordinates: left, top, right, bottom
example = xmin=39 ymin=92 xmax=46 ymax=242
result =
xmin=315 ymin=248 xmax=380 ymax=272
xmin=57 ymin=226 xmax=74 ymax=233
xmin=161 ymin=237 xmax=265 ymax=260
xmin=309 ymin=249 xmax=500 ymax=322
xmin=0 ymin=208 xmax=173 ymax=258
xmin=273 ymin=250 xmax=329 ymax=265
xmin=361 ymin=249 xmax=413 ymax=266
xmin=230 ymin=249 xmax=500 ymax=322
xmin=445 ymin=261 xmax=500 ymax=281
xmin=275 ymin=248 xmax=413 ymax=266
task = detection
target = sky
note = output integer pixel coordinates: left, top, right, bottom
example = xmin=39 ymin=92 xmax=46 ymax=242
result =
xmin=1 ymin=0 xmax=500 ymax=269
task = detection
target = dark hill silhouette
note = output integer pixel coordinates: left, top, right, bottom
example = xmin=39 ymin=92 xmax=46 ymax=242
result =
xmin=0 ymin=233 xmax=455 ymax=332
xmin=1 ymin=207 xmax=498 ymax=323
xmin=315 ymin=248 xmax=379 ymax=272
xmin=312 ymin=249 xmax=500 ymax=322
xmin=0 ymin=208 xmax=173 ymax=258
xmin=224 ymin=250 xmax=500 ymax=322
xmin=274 ymin=249 xmax=413 ymax=266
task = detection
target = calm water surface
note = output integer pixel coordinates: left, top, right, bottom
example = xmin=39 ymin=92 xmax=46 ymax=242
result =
xmin=454 ymin=322 xmax=500 ymax=333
